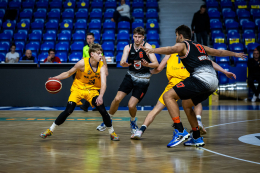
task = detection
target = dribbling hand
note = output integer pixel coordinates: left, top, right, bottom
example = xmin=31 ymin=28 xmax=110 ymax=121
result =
xmin=234 ymin=53 xmax=247 ymax=60
xmin=225 ymin=71 xmax=236 ymax=80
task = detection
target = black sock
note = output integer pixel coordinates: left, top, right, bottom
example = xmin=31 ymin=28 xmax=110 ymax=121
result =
xmin=193 ymin=130 xmax=200 ymax=139
xmin=140 ymin=125 xmax=147 ymax=132
xmin=173 ymin=122 xmax=184 ymax=133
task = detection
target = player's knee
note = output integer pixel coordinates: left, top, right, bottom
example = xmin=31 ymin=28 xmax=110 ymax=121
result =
xmin=114 ymin=96 xmax=122 ymax=104
xmin=182 ymin=100 xmax=193 ymax=109
xmin=128 ymin=102 xmax=136 ymax=110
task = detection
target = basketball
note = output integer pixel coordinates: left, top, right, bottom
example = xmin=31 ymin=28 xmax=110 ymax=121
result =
xmin=45 ymin=78 xmax=62 ymax=94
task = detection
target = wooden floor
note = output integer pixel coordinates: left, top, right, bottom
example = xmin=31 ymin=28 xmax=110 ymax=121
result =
xmin=0 ymin=100 xmax=260 ymax=173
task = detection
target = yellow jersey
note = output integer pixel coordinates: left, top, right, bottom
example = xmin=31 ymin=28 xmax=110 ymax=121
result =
xmin=166 ymin=53 xmax=190 ymax=81
xmin=71 ymin=58 xmax=103 ymax=90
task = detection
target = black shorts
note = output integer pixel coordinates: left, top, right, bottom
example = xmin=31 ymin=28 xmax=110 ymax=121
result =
xmin=118 ymin=74 xmax=150 ymax=102
xmin=173 ymin=76 xmax=216 ymax=106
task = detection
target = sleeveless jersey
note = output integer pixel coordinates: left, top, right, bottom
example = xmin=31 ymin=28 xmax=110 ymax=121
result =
xmin=128 ymin=42 xmax=151 ymax=79
xmin=71 ymin=58 xmax=103 ymax=90
xmin=179 ymin=40 xmax=216 ymax=76
xmin=166 ymin=53 xmax=190 ymax=81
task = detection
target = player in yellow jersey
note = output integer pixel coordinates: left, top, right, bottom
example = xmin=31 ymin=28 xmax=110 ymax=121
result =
xmin=40 ymin=44 xmax=119 ymax=141
xmin=131 ymin=53 xmax=206 ymax=139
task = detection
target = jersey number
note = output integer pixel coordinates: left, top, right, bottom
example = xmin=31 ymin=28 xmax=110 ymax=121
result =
xmin=195 ymin=44 xmax=206 ymax=54
xmin=139 ymin=52 xmax=143 ymax=58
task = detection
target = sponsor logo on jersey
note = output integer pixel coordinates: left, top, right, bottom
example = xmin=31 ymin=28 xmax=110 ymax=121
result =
xmin=134 ymin=60 xmax=142 ymax=70
xmin=87 ymin=70 xmax=92 ymax=74
xmin=198 ymin=55 xmax=210 ymax=61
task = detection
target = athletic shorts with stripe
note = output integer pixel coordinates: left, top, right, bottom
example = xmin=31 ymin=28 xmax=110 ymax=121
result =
xmin=158 ymin=78 xmax=185 ymax=105
xmin=68 ymin=88 xmax=99 ymax=107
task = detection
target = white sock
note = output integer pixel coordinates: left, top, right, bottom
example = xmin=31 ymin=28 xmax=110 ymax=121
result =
xmin=109 ymin=113 xmax=113 ymax=120
xmin=50 ymin=122 xmax=57 ymax=132
xmin=196 ymin=115 xmax=202 ymax=121
xmin=131 ymin=117 xmax=136 ymax=121
xmin=108 ymin=126 xmax=114 ymax=134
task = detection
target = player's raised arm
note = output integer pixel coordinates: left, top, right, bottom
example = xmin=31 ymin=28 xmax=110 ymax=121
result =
xmin=141 ymin=43 xmax=159 ymax=68
xmin=53 ymin=59 xmax=84 ymax=80
xmin=204 ymin=46 xmax=247 ymax=60
xmin=120 ymin=45 xmax=131 ymax=67
xmin=150 ymin=55 xmax=170 ymax=74
xmin=141 ymin=43 xmax=185 ymax=55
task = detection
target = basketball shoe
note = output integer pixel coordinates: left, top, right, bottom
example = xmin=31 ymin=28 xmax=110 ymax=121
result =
xmin=184 ymin=136 xmax=205 ymax=147
xmin=96 ymin=122 xmax=106 ymax=131
xmin=198 ymin=121 xmax=207 ymax=135
xmin=252 ymin=95 xmax=257 ymax=102
xmin=110 ymin=132 xmax=120 ymax=141
xmin=131 ymin=129 xmax=143 ymax=139
xmin=167 ymin=129 xmax=190 ymax=148
xmin=130 ymin=118 xmax=138 ymax=134
xmin=40 ymin=129 xmax=53 ymax=139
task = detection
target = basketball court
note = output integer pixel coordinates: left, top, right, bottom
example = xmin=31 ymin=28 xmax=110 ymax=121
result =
xmin=0 ymin=100 xmax=259 ymax=173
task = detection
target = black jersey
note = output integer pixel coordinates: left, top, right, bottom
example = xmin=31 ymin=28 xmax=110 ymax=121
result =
xmin=179 ymin=40 xmax=216 ymax=76
xmin=179 ymin=40 xmax=218 ymax=91
xmin=128 ymin=42 xmax=151 ymax=75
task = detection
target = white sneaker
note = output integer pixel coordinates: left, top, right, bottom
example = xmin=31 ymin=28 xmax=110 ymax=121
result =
xmin=258 ymin=94 xmax=260 ymax=99
xmin=131 ymin=129 xmax=143 ymax=140
xmin=252 ymin=95 xmax=257 ymax=102
xmin=96 ymin=122 xmax=106 ymax=131
xmin=198 ymin=121 xmax=207 ymax=135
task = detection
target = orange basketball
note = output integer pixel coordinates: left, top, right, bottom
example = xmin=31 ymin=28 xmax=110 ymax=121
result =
xmin=45 ymin=78 xmax=62 ymax=94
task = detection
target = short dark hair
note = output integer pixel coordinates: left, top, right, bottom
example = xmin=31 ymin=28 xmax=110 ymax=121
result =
xmin=89 ymin=43 xmax=103 ymax=57
xmin=11 ymin=43 xmax=16 ymax=48
xmin=175 ymin=25 xmax=191 ymax=40
xmin=87 ymin=32 xmax=94 ymax=37
xmin=133 ymin=27 xmax=145 ymax=36
xmin=200 ymin=5 xmax=206 ymax=9
xmin=48 ymin=48 xmax=55 ymax=54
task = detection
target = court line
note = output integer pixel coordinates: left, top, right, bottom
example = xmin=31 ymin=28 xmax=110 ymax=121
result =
xmin=202 ymin=119 xmax=260 ymax=165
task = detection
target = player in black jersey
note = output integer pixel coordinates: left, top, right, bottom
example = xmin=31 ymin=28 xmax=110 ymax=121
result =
xmin=142 ymin=25 xmax=245 ymax=147
xmin=96 ymin=27 xmax=159 ymax=134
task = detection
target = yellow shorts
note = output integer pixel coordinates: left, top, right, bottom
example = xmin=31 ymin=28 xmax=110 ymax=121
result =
xmin=68 ymin=88 xmax=99 ymax=107
xmin=158 ymin=78 xmax=185 ymax=105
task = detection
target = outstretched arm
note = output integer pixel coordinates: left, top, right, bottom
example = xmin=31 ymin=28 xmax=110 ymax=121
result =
xmin=53 ymin=59 xmax=84 ymax=80
xmin=211 ymin=60 xmax=236 ymax=80
xmin=96 ymin=65 xmax=107 ymax=106
xmin=150 ymin=55 xmax=170 ymax=74
xmin=141 ymin=43 xmax=185 ymax=55
xmin=204 ymin=46 xmax=246 ymax=59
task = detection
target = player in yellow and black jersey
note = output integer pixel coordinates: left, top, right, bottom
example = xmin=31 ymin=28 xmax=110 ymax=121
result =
xmin=131 ymin=53 xmax=206 ymax=139
xmin=40 ymin=44 xmax=119 ymax=141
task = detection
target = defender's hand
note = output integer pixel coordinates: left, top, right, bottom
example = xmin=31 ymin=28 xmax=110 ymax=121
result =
xmin=234 ymin=53 xmax=247 ymax=60
xmin=96 ymin=96 xmax=103 ymax=106
xmin=140 ymin=45 xmax=153 ymax=54
xmin=141 ymin=59 xmax=149 ymax=67
xmin=225 ymin=71 xmax=236 ymax=80
xmin=121 ymin=61 xmax=132 ymax=67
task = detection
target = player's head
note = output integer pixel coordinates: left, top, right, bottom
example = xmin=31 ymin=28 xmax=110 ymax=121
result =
xmin=86 ymin=33 xmax=95 ymax=45
xmin=48 ymin=49 xmax=56 ymax=58
xmin=200 ymin=5 xmax=206 ymax=14
xmin=121 ymin=0 xmax=126 ymax=5
xmin=175 ymin=25 xmax=191 ymax=43
xmin=25 ymin=49 xmax=32 ymax=58
xmin=89 ymin=43 xmax=103 ymax=62
xmin=253 ymin=49 xmax=259 ymax=61
xmin=133 ymin=27 xmax=145 ymax=46
xmin=10 ymin=43 xmax=16 ymax=53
